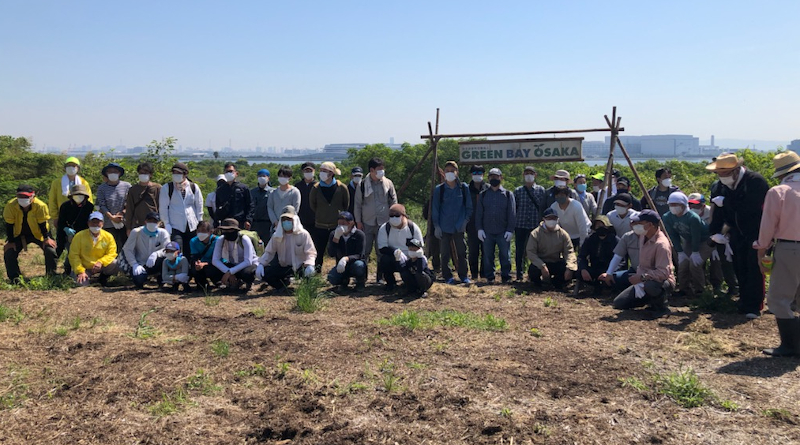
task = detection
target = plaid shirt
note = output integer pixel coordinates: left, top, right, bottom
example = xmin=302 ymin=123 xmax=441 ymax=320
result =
xmin=514 ymin=184 xmax=546 ymax=229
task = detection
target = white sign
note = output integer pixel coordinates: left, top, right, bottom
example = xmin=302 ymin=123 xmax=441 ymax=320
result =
xmin=459 ymin=138 xmax=584 ymax=164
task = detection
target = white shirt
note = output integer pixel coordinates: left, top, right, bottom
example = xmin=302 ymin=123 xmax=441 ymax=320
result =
xmin=607 ymin=209 xmax=641 ymax=238
xmin=159 ymin=181 xmax=204 ymax=233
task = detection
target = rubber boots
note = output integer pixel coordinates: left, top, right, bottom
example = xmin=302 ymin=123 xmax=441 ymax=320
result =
xmin=763 ymin=317 xmax=800 ymax=357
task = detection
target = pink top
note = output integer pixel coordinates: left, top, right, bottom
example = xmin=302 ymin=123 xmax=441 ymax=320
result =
xmin=636 ymin=229 xmax=676 ymax=286
xmin=755 ymin=178 xmax=800 ymax=248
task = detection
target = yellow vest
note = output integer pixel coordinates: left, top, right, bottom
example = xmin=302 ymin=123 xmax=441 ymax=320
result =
xmin=68 ymin=229 xmax=117 ymax=274
xmin=3 ymin=197 xmax=50 ymax=241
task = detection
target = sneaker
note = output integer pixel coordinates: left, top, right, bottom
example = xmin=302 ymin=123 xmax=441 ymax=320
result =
xmin=462 ymin=278 xmax=472 ymax=285
xmin=419 ymin=291 xmax=429 ymax=298
xmin=445 ymin=278 xmax=457 ymax=285
xmin=376 ymin=278 xmax=386 ymax=285
xmin=745 ymin=312 xmax=761 ymax=320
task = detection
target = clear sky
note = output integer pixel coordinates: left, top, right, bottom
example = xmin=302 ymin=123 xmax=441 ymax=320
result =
xmin=1 ymin=1 xmax=798 ymax=150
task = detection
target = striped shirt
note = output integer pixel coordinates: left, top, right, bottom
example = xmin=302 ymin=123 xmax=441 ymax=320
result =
xmin=96 ymin=181 xmax=132 ymax=226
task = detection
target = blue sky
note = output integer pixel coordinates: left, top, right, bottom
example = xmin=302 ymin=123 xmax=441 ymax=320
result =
xmin=1 ymin=1 xmax=797 ymax=150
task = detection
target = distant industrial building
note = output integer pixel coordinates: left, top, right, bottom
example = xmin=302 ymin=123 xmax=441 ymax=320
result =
xmin=788 ymin=139 xmax=800 ymax=154
xmin=322 ymin=142 xmax=403 ymax=156
xmin=605 ymin=134 xmax=700 ymax=157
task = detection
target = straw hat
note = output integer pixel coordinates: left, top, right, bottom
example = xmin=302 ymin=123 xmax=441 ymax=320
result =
xmin=705 ymin=153 xmax=743 ymax=171
xmin=771 ymin=151 xmax=800 ymax=178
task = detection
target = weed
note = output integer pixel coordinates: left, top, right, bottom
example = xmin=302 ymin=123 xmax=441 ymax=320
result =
xmin=70 ymin=316 xmax=81 ymax=330
xmin=0 ymin=304 xmax=25 ymax=324
xmin=655 ymin=367 xmax=714 ymax=408
xmin=300 ymin=368 xmax=318 ymax=385
xmin=347 ymin=381 xmax=368 ymax=393
xmin=0 ymin=366 xmax=29 ymax=410
xmin=619 ymin=376 xmax=649 ymax=392
xmin=250 ymin=307 xmax=267 ymax=318
xmin=147 ymin=387 xmax=193 ymax=417
xmin=54 ymin=326 xmax=70 ymax=336
xmin=406 ymin=362 xmax=427 ymax=370
xmin=533 ymin=423 xmax=550 ymax=436
xmin=203 ymin=295 xmax=221 ymax=306
xmin=293 ymin=274 xmax=331 ymax=313
xmin=543 ymin=296 xmax=557 ymax=308
xmin=186 ymin=369 xmax=221 ymax=395
xmin=529 ymin=327 xmax=543 ymax=338
xmin=499 ymin=407 xmax=512 ymax=417
xmin=211 ymin=339 xmax=230 ymax=358
xmin=720 ymin=400 xmax=739 ymax=412
xmin=676 ymin=332 xmax=736 ymax=357
xmin=131 ymin=308 xmax=159 ymax=339
xmin=379 ymin=309 xmax=508 ymax=331
xmin=492 ymin=293 xmax=502 ymax=302
xmin=380 ymin=371 xmax=402 ymax=393
xmin=275 ymin=362 xmax=290 ymax=379
xmin=235 ymin=363 xmax=267 ymax=378
xmin=11 ymin=275 xmax=74 ymax=291
xmin=689 ymin=289 xmax=738 ymax=313
xmin=763 ymin=408 xmax=793 ymax=422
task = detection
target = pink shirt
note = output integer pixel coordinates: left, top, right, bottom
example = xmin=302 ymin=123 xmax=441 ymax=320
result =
xmin=636 ymin=229 xmax=676 ymax=286
xmin=756 ymin=178 xmax=800 ymax=248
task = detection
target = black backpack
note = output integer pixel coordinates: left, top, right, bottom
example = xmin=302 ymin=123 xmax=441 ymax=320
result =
xmin=437 ymin=182 xmax=468 ymax=207
xmin=168 ymin=181 xmax=198 ymax=200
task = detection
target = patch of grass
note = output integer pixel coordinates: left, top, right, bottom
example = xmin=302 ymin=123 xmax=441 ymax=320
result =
xmin=186 ymin=369 xmax=221 ymax=395
xmin=675 ymin=332 xmax=737 ymax=357
xmin=689 ymin=289 xmax=738 ymax=313
xmin=234 ymin=363 xmax=267 ymax=378
xmin=543 ymin=296 xmax=557 ymax=308
xmin=619 ymin=376 xmax=649 ymax=392
xmin=250 ymin=307 xmax=267 ymax=318
xmin=12 ymin=275 xmax=74 ymax=291
xmin=406 ymin=362 xmax=427 ymax=370
xmin=131 ymin=308 xmax=159 ymax=339
xmin=499 ymin=407 xmax=512 ymax=417
xmin=379 ymin=309 xmax=508 ymax=331
xmin=0 ymin=304 xmax=25 ymax=324
xmin=533 ymin=423 xmax=550 ymax=436
xmin=655 ymin=367 xmax=714 ymax=408
xmin=203 ymin=295 xmax=222 ymax=306
xmin=529 ymin=327 xmax=543 ymax=338
xmin=293 ymin=274 xmax=331 ymax=313
xmin=147 ymin=387 xmax=193 ymax=417
xmin=300 ymin=368 xmax=318 ymax=386
xmin=211 ymin=339 xmax=230 ymax=358
xmin=275 ymin=362 xmax=290 ymax=379
xmin=0 ymin=366 xmax=29 ymax=410
xmin=763 ymin=408 xmax=793 ymax=423
xmin=720 ymin=400 xmax=739 ymax=412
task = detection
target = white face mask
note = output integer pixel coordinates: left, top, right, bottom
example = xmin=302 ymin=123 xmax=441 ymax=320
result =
xmin=107 ymin=173 xmax=120 ymax=182
xmin=661 ymin=178 xmax=672 ymax=187
xmin=690 ymin=208 xmax=701 ymax=215
xmin=632 ymin=225 xmax=646 ymax=236
xmin=258 ymin=176 xmax=269 ymax=186
xmin=197 ymin=232 xmax=210 ymax=242
xmin=472 ymin=175 xmax=483 ymax=183
xmin=167 ymin=252 xmax=178 ymax=260
xmin=138 ymin=174 xmax=150 ymax=183
xmin=554 ymin=180 xmax=567 ymax=187
xmin=592 ymin=185 xmax=600 ymax=192
xmin=172 ymin=174 xmax=184 ymax=184
xmin=146 ymin=222 xmax=159 ymax=232
xmin=224 ymin=172 xmax=236 ymax=182
xmin=319 ymin=171 xmax=330 ymax=182
xmin=352 ymin=176 xmax=362 ymax=184
xmin=338 ymin=224 xmax=350 ymax=234
xmin=17 ymin=198 xmax=31 ymax=207
xmin=89 ymin=226 xmax=102 ymax=234
xmin=615 ymin=205 xmax=628 ymax=215
xmin=278 ymin=177 xmax=290 ymax=185
xmin=72 ymin=195 xmax=85 ymax=204
xmin=389 ymin=216 xmax=402 ymax=227
xmin=445 ymin=172 xmax=457 ymax=182
xmin=544 ymin=219 xmax=558 ymax=230
xmin=719 ymin=175 xmax=736 ymax=187
xmin=375 ymin=169 xmax=385 ymax=179
xmin=304 ymin=171 xmax=315 ymax=181
xmin=65 ymin=166 xmax=78 ymax=176
xmin=669 ymin=206 xmax=684 ymax=216
xmin=408 ymin=250 xmax=423 ymax=258
xmin=524 ymin=174 xmax=535 ymax=184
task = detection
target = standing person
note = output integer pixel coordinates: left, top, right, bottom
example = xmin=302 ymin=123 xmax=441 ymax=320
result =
xmin=189 ymin=221 xmax=220 ymax=290
xmin=611 ymin=210 xmax=675 ymax=315
xmin=211 ymin=218 xmax=258 ymax=292
xmin=159 ymin=162 xmax=203 ymax=256
xmin=377 ymin=204 xmax=425 ymax=291
xmin=68 ymin=212 xmax=119 ymax=287
xmin=347 ymin=167 xmax=363 ymax=215
xmin=466 ymin=165 xmax=489 ymax=280
xmin=96 ymin=162 xmax=132 ymax=251
xmin=606 ymin=193 xmax=640 ymax=238
xmin=309 ymin=162 xmax=350 ymax=271
xmin=56 ymin=184 xmax=93 ymax=275
xmin=354 ymin=157 xmax=397 ymax=283
xmin=602 ymin=177 xmax=642 ymax=214
xmin=544 ymin=169 xmax=579 ymax=210
xmin=295 ymin=161 xmax=318 ymax=234
xmin=250 ymin=168 xmax=275 ymax=245
xmin=121 ymin=212 xmax=170 ymax=289
xmin=526 ymin=208 xmax=576 ymax=290
xmin=577 ymin=216 xmax=619 ymax=289
xmin=662 ymin=192 xmax=713 ymax=298
xmin=707 ymin=182 xmax=739 ymax=297
xmin=513 ymin=166 xmax=545 ymax=281
xmin=642 ymin=167 xmax=680 ymax=216
xmin=257 ymin=205 xmax=317 ymax=291
xmin=590 ymin=173 xmax=605 ymax=203
xmin=549 ymin=186 xmax=590 ymax=250
xmin=215 ymin=162 xmax=252 ymax=230
xmin=431 ymin=161 xmax=472 ymax=284
xmin=326 ymin=211 xmax=367 ymax=292
xmin=3 ymin=185 xmax=58 ymax=282
xmin=268 ymin=166 xmax=302 ymax=231
xmin=707 ymin=153 xmax=769 ymax=319
xmin=124 ymin=162 xmax=160 ymax=235
xmin=48 ymin=156 xmax=93 ymax=230
xmin=475 ymin=168 xmax=516 ymax=284
xmin=755 ymin=151 xmax=800 ymax=356
xmin=206 ymin=175 xmax=226 ymax=225
xmin=573 ymin=174 xmax=598 ymax=220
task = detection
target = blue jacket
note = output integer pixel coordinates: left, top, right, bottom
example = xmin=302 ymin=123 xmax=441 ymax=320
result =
xmin=432 ymin=181 xmax=472 ymax=234
xmin=475 ymin=186 xmax=516 ymax=235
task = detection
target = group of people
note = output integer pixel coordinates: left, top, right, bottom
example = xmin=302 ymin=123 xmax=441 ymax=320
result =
xmin=4 ymin=151 xmax=800 ymax=356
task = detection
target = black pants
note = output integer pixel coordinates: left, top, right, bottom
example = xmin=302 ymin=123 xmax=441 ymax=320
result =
xmin=466 ymin=226 xmax=484 ymax=279
xmin=4 ymin=237 xmax=58 ymax=281
xmin=578 ymin=266 xmax=607 ymax=287
xmin=194 ymin=263 xmax=225 ymax=287
xmin=262 ymin=257 xmax=312 ymax=289
xmin=105 ymin=227 xmax=128 ymax=254
xmin=171 ymin=228 xmax=195 ymax=259
xmin=730 ymin=235 xmax=764 ymax=314
xmin=251 ymin=220 xmax=272 ymax=247
xmin=613 ymin=280 xmax=669 ymax=310
xmin=310 ymin=227 xmax=331 ymax=269
xmin=528 ymin=260 xmax=568 ymax=289
xmin=515 ymin=228 xmax=533 ymax=279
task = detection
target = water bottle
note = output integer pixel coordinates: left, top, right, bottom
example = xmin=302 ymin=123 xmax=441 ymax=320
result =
xmin=761 ymin=255 xmax=774 ymax=275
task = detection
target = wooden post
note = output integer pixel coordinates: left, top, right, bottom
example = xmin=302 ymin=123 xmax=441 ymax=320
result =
xmin=597 ymin=107 xmax=619 ymax=211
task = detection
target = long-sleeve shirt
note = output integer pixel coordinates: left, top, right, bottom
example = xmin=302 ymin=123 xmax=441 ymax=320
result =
xmin=124 ymin=182 xmax=160 ymax=230
xmin=309 ymin=180 xmax=350 ymax=229
xmin=162 ymin=256 xmax=189 ymax=282
xmin=68 ymin=229 xmax=117 ymax=274
xmin=602 ymin=192 xmax=642 ymax=214
xmin=260 ymin=218 xmax=316 ymax=270
xmin=550 ymin=199 xmax=590 ymax=244
xmin=4 ymin=198 xmax=50 ymax=241
xmin=544 ymin=186 xmax=578 ymax=210
xmin=755 ymin=176 xmax=800 ymax=248
xmin=327 ymin=229 xmax=365 ymax=262
xmin=212 ymin=235 xmax=258 ymax=274
xmin=432 ymin=181 xmax=472 ymax=234
xmin=96 ymin=181 xmax=132 ymax=226
xmin=48 ymin=175 xmax=92 ymax=220
xmin=613 ymin=231 xmax=641 ymax=269
xmin=634 ymin=229 xmax=675 ymax=286
xmin=215 ymin=180 xmax=252 ymax=227
xmin=158 ymin=181 xmax=203 ymax=233
xmin=267 ymin=187 xmax=302 ymax=224
xmin=578 ymin=232 xmax=619 ymax=271
xmin=514 ymin=184 xmax=546 ymax=229
xmin=575 ymin=191 xmax=598 ymax=221
xmin=525 ymin=224 xmax=577 ymax=271
xmin=475 ymin=187 xmax=516 ymax=235
xmin=354 ymin=177 xmax=397 ymax=226
xmin=190 ymin=235 xmax=219 ymax=263
xmin=709 ymin=169 xmax=768 ymax=242
xmin=662 ymin=210 xmax=708 ymax=253
xmin=122 ymin=226 xmax=170 ymax=268
xmin=642 ymin=185 xmax=681 ymax=216
xmin=295 ymin=180 xmax=318 ymax=230
xmin=466 ymin=181 xmax=489 ymax=233
xmin=57 ymin=200 xmax=93 ymax=247
xmin=377 ymin=220 xmax=425 ymax=256
xmin=249 ymin=185 xmax=274 ymax=223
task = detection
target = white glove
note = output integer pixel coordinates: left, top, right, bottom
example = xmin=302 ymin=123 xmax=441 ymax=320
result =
xmin=504 ymin=231 xmax=513 ymax=242
xmin=112 ymin=221 xmax=125 ymax=230
xmin=478 ymin=230 xmax=486 ymax=242
xmin=304 ymin=265 xmax=315 ymax=277
xmin=690 ymin=252 xmax=703 ymax=266
xmin=146 ymin=252 xmax=159 ymax=268
xmin=710 ymin=233 xmax=728 ymax=245
xmin=337 ymin=257 xmax=348 ymax=273
xmin=133 ymin=265 xmax=146 ymax=276
xmin=634 ymin=282 xmax=646 ymax=299
xmin=434 ymin=226 xmax=442 ymax=239
xmin=711 ymin=196 xmax=724 ymax=207
xmin=164 ymin=224 xmax=173 ymax=235
xmin=175 ymin=273 xmax=189 ymax=283
xmin=333 ymin=226 xmax=345 ymax=239
xmin=678 ymin=252 xmax=689 ymax=264
xmin=256 ymin=263 xmax=265 ymax=280
xmin=394 ymin=248 xmax=408 ymax=265
xmin=711 ymin=249 xmax=720 ymax=261
xmin=724 ymin=243 xmax=734 ymax=261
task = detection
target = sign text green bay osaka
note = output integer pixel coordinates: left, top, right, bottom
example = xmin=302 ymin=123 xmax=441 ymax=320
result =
xmin=459 ymin=138 xmax=584 ymax=164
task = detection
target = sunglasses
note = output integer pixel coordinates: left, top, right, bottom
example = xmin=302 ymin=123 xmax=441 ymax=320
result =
xmin=389 ymin=213 xmax=403 ymax=218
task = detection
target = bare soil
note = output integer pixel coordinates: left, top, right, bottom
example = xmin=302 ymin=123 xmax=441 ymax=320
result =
xmin=1 ymin=250 xmax=799 ymax=444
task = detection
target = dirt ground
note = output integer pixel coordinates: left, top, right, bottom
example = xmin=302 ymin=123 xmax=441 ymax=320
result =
xmin=0 ymin=249 xmax=799 ymax=445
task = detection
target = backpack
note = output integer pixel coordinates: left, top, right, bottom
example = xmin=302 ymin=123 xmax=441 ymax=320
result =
xmin=237 ymin=230 xmax=264 ymax=256
xmin=437 ymin=182 xmax=468 ymax=207
xmin=168 ymin=181 xmax=198 ymax=200
xmin=384 ymin=220 xmax=420 ymax=241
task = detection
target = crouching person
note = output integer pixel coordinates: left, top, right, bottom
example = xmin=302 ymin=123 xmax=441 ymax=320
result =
xmin=526 ymin=208 xmax=576 ymax=290
xmin=327 ymin=211 xmax=366 ymax=292
xmin=161 ymin=241 xmax=190 ymax=292
xmin=3 ymin=184 xmax=58 ymax=283
xmin=122 ymin=212 xmax=170 ymax=289
xmin=612 ymin=210 xmax=675 ymax=315
xmin=212 ymin=218 xmax=259 ymax=292
xmin=68 ymin=212 xmax=118 ymax=286
xmin=256 ymin=206 xmax=316 ymax=291
xmin=578 ymin=215 xmax=619 ymax=289
xmin=377 ymin=204 xmax=424 ymax=291
xmin=399 ymin=238 xmax=434 ymax=298
xmin=190 ymin=221 xmax=220 ymax=290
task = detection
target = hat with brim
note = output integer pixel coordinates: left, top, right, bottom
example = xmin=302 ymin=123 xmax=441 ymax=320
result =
xmin=101 ymin=162 xmax=125 ymax=178
xmin=218 ymin=218 xmax=240 ymax=231
xmin=65 ymin=156 xmax=81 ymax=166
xmin=705 ymin=153 xmax=743 ymax=172
xmin=593 ymin=215 xmax=612 ymax=228
xmin=488 ymin=168 xmax=502 ymax=176
xmin=68 ymin=184 xmax=90 ymax=197
xmin=687 ymin=193 xmax=705 ymax=204
xmin=631 ymin=209 xmax=661 ymax=224
xmin=772 ymin=151 xmax=800 ymax=178
xmin=613 ymin=193 xmax=632 ymax=205
xmin=164 ymin=241 xmax=180 ymax=252
xmin=320 ymin=161 xmax=341 ymax=176
xmin=591 ymin=173 xmax=605 ymax=181
xmin=280 ymin=205 xmax=297 ymax=220
xmin=550 ymin=169 xmax=571 ymax=182
xmin=542 ymin=208 xmax=557 ymax=219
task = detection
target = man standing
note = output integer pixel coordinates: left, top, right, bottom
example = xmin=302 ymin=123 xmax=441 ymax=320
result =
xmin=159 ymin=162 xmax=203 ymax=255
xmin=602 ymin=177 xmax=642 ymax=214
xmin=215 ymin=162 xmax=252 ymax=230
xmin=48 ymin=156 xmax=92 ymax=231
xmin=642 ymin=167 xmax=681 ymax=216
xmin=124 ymin=162 xmax=160 ymax=234
xmin=475 ymin=168 xmax=516 ymax=284
xmin=250 ymin=168 xmax=274 ymax=245
xmin=309 ymin=162 xmax=350 ymax=271
xmin=3 ymin=185 xmax=58 ymax=282
xmin=96 ymin=162 xmax=132 ymax=251
xmin=354 ymin=157 xmax=397 ymax=283
xmin=573 ymin=174 xmax=598 ymax=220
xmin=707 ymin=153 xmax=769 ymax=318
xmin=526 ymin=208 xmax=576 ymax=290
xmin=514 ymin=166 xmax=545 ymax=281
xmin=295 ymin=161 xmax=318 ymax=234
xmin=466 ymin=165 xmax=489 ymax=280
xmin=662 ymin=192 xmax=712 ymax=298
xmin=544 ymin=169 xmax=579 ymax=210
xmin=432 ymin=161 xmax=472 ymax=284
xmin=347 ymin=167 xmax=363 ymax=215
xmin=268 ymin=166 xmax=302 ymax=230
xmin=755 ymin=152 xmax=800 ymax=356
xmin=688 ymin=192 xmax=738 ymax=296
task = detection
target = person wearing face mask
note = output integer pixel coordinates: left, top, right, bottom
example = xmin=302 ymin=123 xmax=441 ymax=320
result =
xmin=161 ymin=241 xmax=190 ymax=292
xmin=309 ymin=161 xmax=350 ymax=272
xmin=599 ymin=228 xmax=641 ymax=292
xmin=326 ymin=211 xmax=366 ymax=292
xmin=642 ymin=168 xmax=681 ymax=217
xmin=56 ymin=184 xmax=94 ymax=276
xmin=257 ymin=206 xmax=316 ymax=291
xmin=3 ymin=184 xmax=58 ymax=282
xmin=48 ymin=157 xmax=93 ymax=231
xmin=96 ymin=163 xmax=132 ymax=251
xmin=707 ymin=153 xmax=768 ymax=319
xmin=573 ymin=174 xmax=597 ymax=220
xmin=606 ymin=193 xmax=640 ymax=238
xmin=466 ymin=165 xmax=489 ymax=280
xmin=249 ymin=169 xmax=275 ymax=246
xmin=513 ymin=166 xmax=545 ymax=282
xmin=590 ymin=173 xmax=605 ymax=203
xmin=295 ymin=161 xmax=318 ymax=235
xmin=124 ymin=162 xmax=160 ymax=235
xmin=526 ymin=208 xmax=576 ymax=290
xmin=577 ymin=216 xmax=620 ymax=291
xmin=544 ymin=170 xmax=579 ymax=210
xmin=121 ymin=212 xmax=170 ymax=289
xmin=549 ymin=186 xmax=591 ymax=250
xmin=68 ymin=212 xmax=119 ymax=287
xmin=688 ymin=192 xmax=738 ymax=296
xmin=215 ymin=162 xmax=252 ymax=231
xmin=475 ymin=168 xmax=516 ymax=284
xmin=400 ymin=238 xmax=434 ymax=298
xmin=212 ymin=218 xmax=259 ymax=292
xmin=347 ymin=167 xmax=363 ymax=215
xmin=377 ymin=204 xmax=425 ymax=291
xmin=611 ymin=210 xmax=674 ymax=315
xmin=662 ymin=192 xmax=712 ymax=298
xmin=431 ymin=160 xmax=472 ymax=285
xmin=354 ymin=158 xmax=397 ymax=284
xmin=189 ymin=221 xmax=220 ymax=290
xmin=601 ymin=177 xmax=642 ymax=215
xmin=159 ymin=162 xmax=203 ymax=257
xmin=205 ymin=174 xmax=226 ymax=225
xmin=268 ymin=166 xmax=302 ymax=231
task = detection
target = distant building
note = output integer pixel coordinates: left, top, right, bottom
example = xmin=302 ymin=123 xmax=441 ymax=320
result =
xmin=606 ymin=134 xmax=700 ymax=157
xmin=322 ymin=142 xmax=403 ymax=157
xmin=583 ymin=141 xmax=608 ymax=157
xmin=788 ymin=139 xmax=800 ymax=154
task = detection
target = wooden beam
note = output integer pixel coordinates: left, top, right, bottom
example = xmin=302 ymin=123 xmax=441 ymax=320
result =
xmin=420 ymin=127 xmax=623 ymax=139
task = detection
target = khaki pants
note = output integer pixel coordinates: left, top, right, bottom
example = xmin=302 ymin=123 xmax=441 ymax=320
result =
xmin=677 ymin=240 xmax=714 ymax=296
xmin=767 ymin=241 xmax=800 ymax=319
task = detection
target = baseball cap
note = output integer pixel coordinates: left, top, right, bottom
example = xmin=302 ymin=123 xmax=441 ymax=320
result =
xmin=631 ymin=209 xmax=661 ymax=224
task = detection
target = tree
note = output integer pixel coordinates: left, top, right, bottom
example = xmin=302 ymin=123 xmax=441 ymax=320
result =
xmin=142 ymin=137 xmax=178 ymax=184
xmin=213 ymin=151 xmax=219 ymax=159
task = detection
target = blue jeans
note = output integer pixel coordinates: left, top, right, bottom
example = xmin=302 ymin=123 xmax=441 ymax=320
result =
xmin=482 ymin=233 xmax=511 ymax=280
xmin=328 ymin=260 xmax=367 ymax=286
